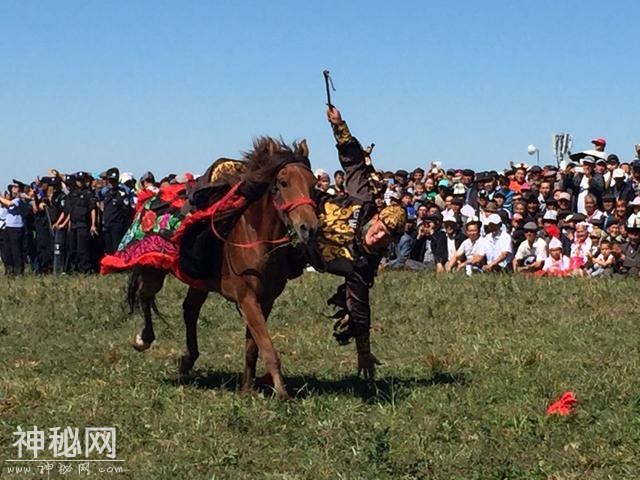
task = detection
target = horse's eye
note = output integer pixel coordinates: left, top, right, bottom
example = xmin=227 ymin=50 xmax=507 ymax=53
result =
xmin=279 ymin=180 xmax=288 ymax=188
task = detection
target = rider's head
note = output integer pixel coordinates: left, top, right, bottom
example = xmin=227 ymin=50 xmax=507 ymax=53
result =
xmin=364 ymin=204 xmax=406 ymax=251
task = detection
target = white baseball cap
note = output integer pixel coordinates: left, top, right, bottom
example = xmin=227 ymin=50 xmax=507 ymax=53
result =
xmin=483 ymin=213 xmax=502 ymax=226
xmin=549 ymin=238 xmax=563 ymax=250
xmin=612 ymin=168 xmax=625 ymax=179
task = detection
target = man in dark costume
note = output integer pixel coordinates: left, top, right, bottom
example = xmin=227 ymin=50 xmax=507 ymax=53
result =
xmin=306 ymin=106 xmax=406 ymax=378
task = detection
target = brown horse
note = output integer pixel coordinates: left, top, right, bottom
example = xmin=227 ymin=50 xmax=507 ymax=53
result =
xmin=127 ymin=138 xmax=318 ymax=399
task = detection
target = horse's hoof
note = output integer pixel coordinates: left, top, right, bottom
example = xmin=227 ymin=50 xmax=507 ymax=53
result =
xmin=276 ymin=389 xmax=292 ymax=401
xmin=132 ymin=333 xmax=151 ymax=352
xmin=178 ymin=355 xmax=195 ymax=375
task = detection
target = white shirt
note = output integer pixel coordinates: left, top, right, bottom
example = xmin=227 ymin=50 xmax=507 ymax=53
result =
xmin=515 ymin=237 xmax=548 ymax=262
xmin=577 ymin=176 xmax=590 ymax=214
xmin=542 ymin=255 xmax=570 ymax=273
xmin=447 ymin=236 xmax=457 ymax=260
xmin=461 ymin=204 xmax=476 ymax=219
xmin=475 ymin=231 xmax=513 ymax=267
xmin=586 ymin=210 xmax=604 ymax=222
xmin=456 ymin=238 xmax=478 ymax=260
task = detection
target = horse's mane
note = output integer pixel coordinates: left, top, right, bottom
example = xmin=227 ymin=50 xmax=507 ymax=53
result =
xmin=241 ymin=137 xmax=311 ymax=184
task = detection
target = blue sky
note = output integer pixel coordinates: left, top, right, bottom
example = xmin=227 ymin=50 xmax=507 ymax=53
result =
xmin=1 ymin=1 xmax=639 ymax=187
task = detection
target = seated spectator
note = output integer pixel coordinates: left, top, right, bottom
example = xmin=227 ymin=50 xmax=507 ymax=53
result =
xmin=433 ymin=212 xmax=466 ymax=273
xmin=556 ymin=191 xmax=572 ymax=212
xmin=620 ymin=214 xmax=640 ymax=276
xmin=541 ymin=238 xmax=571 ymax=276
xmin=584 ymin=194 xmax=604 ymax=222
xmin=509 ymin=164 xmax=530 ymax=193
xmin=470 ymin=214 xmax=512 ymax=272
xmin=400 ymin=192 xmax=416 ymax=219
xmin=586 ymin=239 xmax=615 ymax=277
xmin=385 ymin=218 xmax=416 ymax=270
xmin=613 ymin=199 xmax=629 ymax=225
xmin=412 ymin=182 xmax=427 ymax=209
xmin=513 ymin=222 xmax=547 ymax=273
xmin=607 ymin=167 xmax=634 ymax=201
xmin=332 ymin=170 xmax=346 ymax=196
xmin=541 ymin=210 xmax=572 ymax=256
xmin=523 ymin=194 xmax=541 ymax=224
xmin=405 ymin=214 xmax=439 ymax=271
xmin=569 ymin=222 xmax=592 ymax=272
xmin=447 ymin=216 xmax=481 ymax=272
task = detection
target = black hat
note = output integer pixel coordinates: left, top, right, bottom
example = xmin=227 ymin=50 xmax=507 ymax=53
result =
xmin=631 ymin=160 xmax=640 ymax=170
xmin=140 ymin=171 xmax=156 ymax=183
xmin=565 ymin=212 xmax=587 ymax=223
xmin=528 ymin=165 xmax=542 ymax=173
xmin=426 ymin=213 xmax=443 ymax=223
xmin=64 ymin=174 xmax=76 ymax=185
xmin=106 ymin=167 xmax=120 ymax=182
xmin=11 ymin=179 xmax=27 ymax=191
xmin=476 ymin=171 xmax=492 ymax=183
xmin=606 ymin=154 xmax=620 ymax=164
xmin=40 ymin=176 xmax=61 ymax=187
xmin=493 ymin=190 xmax=505 ymax=198
xmin=74 ymin=172 xmax=87 ymax=182
xmin=395 ymin=169 xmax=408 ymax=178
xmin=602 ymin=193 xmax=616 ymax=202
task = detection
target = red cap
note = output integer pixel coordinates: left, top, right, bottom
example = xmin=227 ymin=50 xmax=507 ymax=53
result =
xmin=591 ymin=137 xmax=606 ymax=146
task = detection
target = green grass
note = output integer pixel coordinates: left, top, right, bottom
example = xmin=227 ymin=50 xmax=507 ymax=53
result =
xmin=1 ymin=272 xmax=639 ymax=479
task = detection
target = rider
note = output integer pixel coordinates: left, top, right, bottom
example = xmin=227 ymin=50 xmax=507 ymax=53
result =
xmin=305 ymin=105 xmax=406 ymax=378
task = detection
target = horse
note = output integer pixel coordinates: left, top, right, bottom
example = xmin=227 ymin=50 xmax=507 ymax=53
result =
xmin=125 ymin=138 xmax=318 ymax=399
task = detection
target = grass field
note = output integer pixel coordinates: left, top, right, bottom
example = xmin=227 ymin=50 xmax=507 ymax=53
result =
xmin=1 ymin=272 xmax=639 ymax=479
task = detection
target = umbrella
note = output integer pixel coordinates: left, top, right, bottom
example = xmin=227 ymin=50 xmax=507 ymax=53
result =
xmin=569 ymin=149 xmax=607 ymax=162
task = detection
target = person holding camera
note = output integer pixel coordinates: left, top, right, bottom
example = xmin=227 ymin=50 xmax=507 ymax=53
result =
xmin=0 ymin=182 xmax=30 ymax=275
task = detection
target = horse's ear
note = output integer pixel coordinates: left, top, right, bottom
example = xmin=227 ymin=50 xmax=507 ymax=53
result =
xmin=297 ymin=139 xmax=309 ymax=158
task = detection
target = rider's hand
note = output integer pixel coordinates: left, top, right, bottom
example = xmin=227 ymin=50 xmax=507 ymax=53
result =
xmin=327 ymin=106 xmax=343 ymax=125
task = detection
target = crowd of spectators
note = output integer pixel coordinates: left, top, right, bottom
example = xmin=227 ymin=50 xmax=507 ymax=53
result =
xmin=316 ymin=139 xmax=640 ymax=277
xmin=3 ymin=138 xmax=640 ymax=278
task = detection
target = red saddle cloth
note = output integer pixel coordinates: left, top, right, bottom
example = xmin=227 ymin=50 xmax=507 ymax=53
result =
xmin=100 ymin=182 xmax=246 ymax=289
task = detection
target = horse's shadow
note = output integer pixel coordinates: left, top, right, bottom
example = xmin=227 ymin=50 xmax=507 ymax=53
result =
xmin=165 ymin=370 xmax=468 ymax=403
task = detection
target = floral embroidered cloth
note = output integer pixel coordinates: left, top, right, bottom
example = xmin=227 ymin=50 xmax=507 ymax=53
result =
xmin=100 ymin=163 xmax=248 ymax=288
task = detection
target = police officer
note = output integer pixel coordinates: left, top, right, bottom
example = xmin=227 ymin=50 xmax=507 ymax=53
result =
xmin=59 ymin=173 xmax=97 ymax=273
xmin=101 ymin=168 xmax=133 ymax=254
xmin=0 ymin=182 xmax=30 ymax=275
xmin=33 ymin=176 xmax=64 ymax=273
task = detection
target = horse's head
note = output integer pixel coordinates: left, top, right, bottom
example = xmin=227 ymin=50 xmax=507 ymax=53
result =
xmin=271 ymin=139 xmax=319 ymax=244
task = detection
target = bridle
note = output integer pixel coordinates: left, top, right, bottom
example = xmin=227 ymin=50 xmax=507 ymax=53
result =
xmin=210 ymin=162 xmax=316 ymax=249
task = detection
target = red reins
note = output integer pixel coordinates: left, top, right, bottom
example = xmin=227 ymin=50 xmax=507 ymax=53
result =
xmin=209 ymin=181 xmax=316 ymax=249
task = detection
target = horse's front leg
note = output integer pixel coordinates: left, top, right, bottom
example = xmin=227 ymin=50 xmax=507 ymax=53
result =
xmin=179 ymin=287 xmax=208 ymax=375
xmin=239 ymin=292 xmax=289 ymax=400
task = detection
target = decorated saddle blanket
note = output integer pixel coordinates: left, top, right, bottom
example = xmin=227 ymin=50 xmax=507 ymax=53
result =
xmin=100 ymin=159 xmax=249 ymax=289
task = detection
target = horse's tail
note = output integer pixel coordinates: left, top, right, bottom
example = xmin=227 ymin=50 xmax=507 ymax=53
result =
xmin=127 ymin=267 xmax=166 ymax=319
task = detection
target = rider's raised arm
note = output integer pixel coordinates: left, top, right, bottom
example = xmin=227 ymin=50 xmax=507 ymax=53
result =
xmin=327 ymin=106 xmax=372 ymax=203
